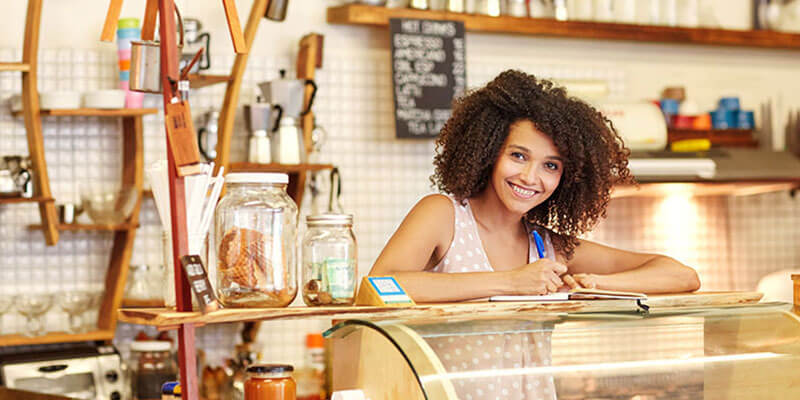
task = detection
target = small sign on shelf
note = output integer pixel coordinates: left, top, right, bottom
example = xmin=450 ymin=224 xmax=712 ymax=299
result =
xmin=180 ymin=255 xmax=220 ymax=313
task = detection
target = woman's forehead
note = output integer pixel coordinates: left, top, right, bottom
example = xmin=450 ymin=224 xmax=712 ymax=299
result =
xmin=505 ymin=120 xmax=561 ymax=157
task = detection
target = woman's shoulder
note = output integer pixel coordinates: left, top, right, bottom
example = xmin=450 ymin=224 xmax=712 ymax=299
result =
xmin=409 ymin=193 xmax=456 ymax=220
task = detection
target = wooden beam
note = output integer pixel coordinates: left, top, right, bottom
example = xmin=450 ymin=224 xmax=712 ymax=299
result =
xmin=100 ymin=0 xmax=124 ymax=42
xmin=221 ymin=0 xmax=247 ymax=53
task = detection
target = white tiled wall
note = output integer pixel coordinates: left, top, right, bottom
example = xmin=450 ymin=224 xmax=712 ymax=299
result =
xmin=1 ymin=40 xmax=799 ymax=369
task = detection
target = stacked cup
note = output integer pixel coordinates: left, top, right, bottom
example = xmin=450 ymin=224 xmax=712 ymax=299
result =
xmin=117 ymin=18 xmax=145 ymax=108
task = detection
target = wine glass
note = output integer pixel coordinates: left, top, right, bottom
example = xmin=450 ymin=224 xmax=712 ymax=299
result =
xmin=16 ymin=294 xmax=53 ymax=337
xmin=83 ymin=289 xmax=104 ymax=332
xmin=61 ymin=291 xmax=92 ymax=333
xmin=0 ymin=295 xmax=14 ymax=334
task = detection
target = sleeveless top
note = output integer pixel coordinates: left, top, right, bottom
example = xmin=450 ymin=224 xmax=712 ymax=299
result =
xmin=430 ymin=195 xmax=556 ymax=273
xmin=422 ymin=194 xmax=558 ymax=400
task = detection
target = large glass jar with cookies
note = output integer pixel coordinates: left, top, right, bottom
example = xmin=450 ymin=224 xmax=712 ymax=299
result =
xmin=214 ymin=173 xmax=298 ymax=307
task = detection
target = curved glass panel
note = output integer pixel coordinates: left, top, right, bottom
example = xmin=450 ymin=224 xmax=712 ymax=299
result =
xmin=327 ymin=303 xmax=800 ymax=400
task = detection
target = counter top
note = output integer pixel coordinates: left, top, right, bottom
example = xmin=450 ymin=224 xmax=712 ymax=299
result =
xmin=118 ymin=291 xmax=764 ymax=328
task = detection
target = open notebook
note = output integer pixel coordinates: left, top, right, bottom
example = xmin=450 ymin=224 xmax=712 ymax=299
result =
xmin=489 ymin=288 xmax=647 ymax=302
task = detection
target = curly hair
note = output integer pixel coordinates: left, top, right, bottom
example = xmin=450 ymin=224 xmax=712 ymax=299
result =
xmin=431 ymin=70 xmax=634 ymax=260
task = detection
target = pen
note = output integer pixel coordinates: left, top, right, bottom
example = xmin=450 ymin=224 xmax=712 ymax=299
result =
xmin=532 ymin=230 xmax=545 ymax=259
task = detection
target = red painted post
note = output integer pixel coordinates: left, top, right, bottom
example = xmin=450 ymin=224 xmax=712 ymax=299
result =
xmin=157 ymin=0 xmax=199 ymax=398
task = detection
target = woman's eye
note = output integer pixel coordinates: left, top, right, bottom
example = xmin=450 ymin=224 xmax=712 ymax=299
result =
xmin=545 ymin=162 xmax=560 ymax=171
xmin=510 ymin=152 xmax=526 ymax=161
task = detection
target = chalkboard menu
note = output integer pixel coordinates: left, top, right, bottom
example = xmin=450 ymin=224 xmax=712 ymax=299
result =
xmin=390 ymin=18 xmax=466 ymax=139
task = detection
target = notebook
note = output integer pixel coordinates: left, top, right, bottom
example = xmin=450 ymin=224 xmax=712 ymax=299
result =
xmin=489 ymin=288 xmax=647 ymax=302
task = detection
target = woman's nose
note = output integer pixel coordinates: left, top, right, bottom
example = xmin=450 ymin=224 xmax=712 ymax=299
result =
xmin=520 ymin=163 xmax=540 ymax=185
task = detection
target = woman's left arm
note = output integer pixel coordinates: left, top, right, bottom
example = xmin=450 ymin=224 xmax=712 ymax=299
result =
xmin=565 ymin=239 xmax=701 ymax=294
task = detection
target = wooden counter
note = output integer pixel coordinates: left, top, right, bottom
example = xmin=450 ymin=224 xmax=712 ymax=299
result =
xmin=118 ymin=291 xmax=763 ymax=327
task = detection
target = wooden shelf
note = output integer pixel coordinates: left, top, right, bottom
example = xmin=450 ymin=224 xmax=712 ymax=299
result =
xmin=668 ymin=129 xmax=758 ymax=148
xmin=612 ymin=180 xmax=800 ymax=198
xmin=0 ymin=196 xmax=53 ymax=204
xmin=188 ymin=73 xmax=232 ymax=89
xmin=0 ymin=330 xmax=114 ymax=347
xmin=122 ymin=298 xmax=165 ymax=308
xmin=0 ymin=62 xmax=30 ymax=72
xmin=12 ymin=108 xmax=158 ymax=117
xmin=229 ymin=162 xmax=335 ymax=173
xmin=327 ymin=4 xmax=800 ymax=50
xmin=119 ymin=291 xmax=762 ymax=327
xmin=28 ymin=223 xmax=137 ymax=231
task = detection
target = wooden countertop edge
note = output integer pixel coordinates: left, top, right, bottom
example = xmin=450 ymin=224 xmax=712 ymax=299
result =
xmin=118 ymin=292 xmax=764 ymax=327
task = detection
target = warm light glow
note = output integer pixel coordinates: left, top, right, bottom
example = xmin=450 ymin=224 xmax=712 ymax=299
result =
xmin=654 ymin=193 xmax=698 ymax=262
xmin=420 ymin=352 xmax=783 ymax=383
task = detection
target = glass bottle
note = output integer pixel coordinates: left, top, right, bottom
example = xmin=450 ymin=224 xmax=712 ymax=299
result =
xmin=215 ymin=173 xmax=298 ymax=308
xmin=301 ymin=214 xmax=357 ymax=306
xmin=129 ymin=341 xmax=177 ymax=400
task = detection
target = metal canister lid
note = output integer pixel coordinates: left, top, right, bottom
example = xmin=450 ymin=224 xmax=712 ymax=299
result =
xmin=246 ymin=364 xmax=294 ymax=374
xmin=306 ymin=213 xmax=353 ymax=226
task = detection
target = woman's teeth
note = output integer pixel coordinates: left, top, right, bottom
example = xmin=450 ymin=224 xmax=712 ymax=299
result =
xmin=511 ymin=183 xmax=536 ymax=197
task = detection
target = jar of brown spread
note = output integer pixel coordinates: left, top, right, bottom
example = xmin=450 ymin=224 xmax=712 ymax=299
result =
xmin=244 ymin=364 xmax=296 ymax=400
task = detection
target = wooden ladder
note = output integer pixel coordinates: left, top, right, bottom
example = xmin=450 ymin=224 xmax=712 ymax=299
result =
xmin=0 ymin=0 xmax=59 ymax=245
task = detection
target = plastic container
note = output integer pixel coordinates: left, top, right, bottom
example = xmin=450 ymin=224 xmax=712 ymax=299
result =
xmin=215 ymin=173 xmax=298 ymax=308
xmin=129 ymin=341 xmax=177 ymax=400
xmin=245 ymin=364 xmax=296 ymax=400
xmin=302 ymin=214 xmax=357 ymax=306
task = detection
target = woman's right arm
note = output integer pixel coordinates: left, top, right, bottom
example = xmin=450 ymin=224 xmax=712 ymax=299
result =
xmin=369 ymin=195 xmax=565 ymax=302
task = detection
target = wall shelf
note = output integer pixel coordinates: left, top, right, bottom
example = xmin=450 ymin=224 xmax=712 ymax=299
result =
xmin=188 ymin=73 xmax=233 ymax=89
xmin=0 ymin=329 xmax=114 ymax=347
xmin=668 ymin=129 xmax=758 ymax=148
xmin=0 ymin=196 xmax=53 ymax=204
xmin=229 ymin=162 xmax=335 ymax=174
xmin=327 ymin=4 xmax=800 ymax=50
xmin=612 ymin=180 xmax=800 ymax=198
xmin=0 ymin=62 xmax=31 ymax=72
xmin=27 ymin=223 xmax=137 ymax=232
xmin=12 ymin=108 xmax=158 ymax=118
xmin=118 ymin=291 xmax=762 ymax=327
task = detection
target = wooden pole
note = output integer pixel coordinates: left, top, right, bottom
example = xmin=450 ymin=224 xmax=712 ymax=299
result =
xmin=157 ymin=0 xmax=198 ymax=398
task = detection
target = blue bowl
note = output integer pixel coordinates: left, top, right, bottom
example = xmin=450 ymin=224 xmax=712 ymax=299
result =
xmin=736 ymin=110 xmax=755 ymax=129
xmin=710 ymin=109 xmax=736 ymax=130
xmin=718 ymin=97 xmax=741 ymax=111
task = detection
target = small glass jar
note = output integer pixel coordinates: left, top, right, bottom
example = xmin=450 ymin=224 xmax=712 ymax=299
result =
xmin=129 ymin=340 xmax=177 ymax=400
xmin=215 ymin=173 xmax=298 ymax=308
xmin=244 ymin=364 xmax=296 ymax=400
xmin=302 ymin=214 xmax=357 ymax=306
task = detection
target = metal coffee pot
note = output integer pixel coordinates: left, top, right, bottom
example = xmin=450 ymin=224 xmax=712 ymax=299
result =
xmin=180 ymin=17 xmax=211 ymax=74
xmin=0 ymin=155 xmax=33 ymax=198
xmin=257 ymin=69 xmax=317 ymax=118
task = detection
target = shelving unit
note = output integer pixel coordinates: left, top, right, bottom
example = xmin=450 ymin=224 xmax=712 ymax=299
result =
xmin=612 ymin=180 xmax=800 ymax=198
xmin=12 ymin=108 xmax=158 ymax=118
xmin=27 ymin=223 xmax=138 ymax=232
xmin=327 ymin=4 xmax=800 ymax=50
xmin=188 ymin=73 xmax=232 ymax=89
xmin=3 ymin=0 xmax=59 ymax=245
xmin=0 ymin=330 xmax=115 ymax=347
xmin=0 ymin=196 xmax=53 ymax=205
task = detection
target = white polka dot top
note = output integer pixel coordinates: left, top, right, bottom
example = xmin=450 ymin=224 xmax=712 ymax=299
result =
xmin=430 ymin=195 xmax=556 ymax=274
xmin=424 ymin=195 xmax=559 ymax=400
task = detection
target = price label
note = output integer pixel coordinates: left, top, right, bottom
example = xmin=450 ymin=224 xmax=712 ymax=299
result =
xmin=180 ymin=255 xmax=220 ymax=313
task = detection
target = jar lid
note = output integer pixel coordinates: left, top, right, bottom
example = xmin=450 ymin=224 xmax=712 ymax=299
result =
xmin=130 ymin=340 xmax=172 ymax=352
xmin=306 ymin=213 xmax=353 ymax=225
xmin=246 ymin=364 xmax=294 ymax=374
xmin=225 ymin=172 xmax=288 ymax=184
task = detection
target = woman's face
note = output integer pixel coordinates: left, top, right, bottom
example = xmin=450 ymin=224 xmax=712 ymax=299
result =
xmin=489 ymin=120 xmax=564 ymax=216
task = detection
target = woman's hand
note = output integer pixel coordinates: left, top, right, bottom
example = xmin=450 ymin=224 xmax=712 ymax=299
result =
xmin=571 ymin=273 xmax=599 ymax=289
xmin=510 ymin=259 xmax=568 ymax=295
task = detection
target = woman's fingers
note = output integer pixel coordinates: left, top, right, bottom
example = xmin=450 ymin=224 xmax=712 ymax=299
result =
xmin=563 ymin=274 xmax=580 ymax=289
xmin=573 ymin=273 xmax=597 ymax=288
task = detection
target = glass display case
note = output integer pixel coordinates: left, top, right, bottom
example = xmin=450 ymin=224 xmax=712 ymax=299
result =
xmin=325 ymin=303 xmax=800 ymax=399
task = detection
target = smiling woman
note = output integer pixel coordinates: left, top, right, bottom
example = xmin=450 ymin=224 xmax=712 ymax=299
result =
xmin=369 ymin=69 xmax=701 ymax=303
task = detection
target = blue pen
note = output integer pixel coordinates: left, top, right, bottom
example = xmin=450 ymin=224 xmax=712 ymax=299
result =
xmin=532 ymin=230 xmax=545 ymax=259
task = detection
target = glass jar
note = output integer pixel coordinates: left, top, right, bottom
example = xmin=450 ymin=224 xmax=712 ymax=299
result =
xmin=245 ymin=364 xmax=296 ymax=400
xmin=215 ymin=173 xmax=298 ymax=308
xmin=301 ymin=214 xmax=357 ymax=306
xmin=129 ymin=340 xmax=177 ymax=400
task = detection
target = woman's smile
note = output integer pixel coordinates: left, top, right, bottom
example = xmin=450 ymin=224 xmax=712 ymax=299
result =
xmin=507 ymin=181 xmax=540 ymax=200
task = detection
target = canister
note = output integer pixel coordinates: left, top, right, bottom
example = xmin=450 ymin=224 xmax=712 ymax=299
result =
xmin=302 ymin=214 xmax=358 ymax=306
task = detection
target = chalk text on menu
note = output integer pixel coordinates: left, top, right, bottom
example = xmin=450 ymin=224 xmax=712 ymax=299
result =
xmin=391 ymin=18 xmax=466 ymax=138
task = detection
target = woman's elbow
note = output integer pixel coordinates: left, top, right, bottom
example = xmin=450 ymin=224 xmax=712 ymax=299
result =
xmin=685 ymin=267 xmax=701 ymax=292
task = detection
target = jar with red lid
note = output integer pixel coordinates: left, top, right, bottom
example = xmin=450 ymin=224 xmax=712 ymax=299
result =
xmin=245 ymin=364 xmax=296 ymax=400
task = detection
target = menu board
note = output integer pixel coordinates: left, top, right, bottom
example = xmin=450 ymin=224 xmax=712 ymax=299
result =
xmin=390 ymin=18 xmax=466 ymax=139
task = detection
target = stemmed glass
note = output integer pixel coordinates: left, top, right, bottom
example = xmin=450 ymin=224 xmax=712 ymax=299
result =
xmin=83 ymin=289 xmax=104 ymax=332
xmin=0 ymin=295 xmax=14 ymax=334
xmin=61 ymin=291 xmax=92 ymax=334
xmin=16 ymin=294 xmax=53 ymax=337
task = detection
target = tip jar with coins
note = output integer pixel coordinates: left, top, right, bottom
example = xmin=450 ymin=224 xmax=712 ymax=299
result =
xmin=214 ymin=173 xmax=298 ymax=307
xmin=302 ymin=214 xmax=357 ymax=306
